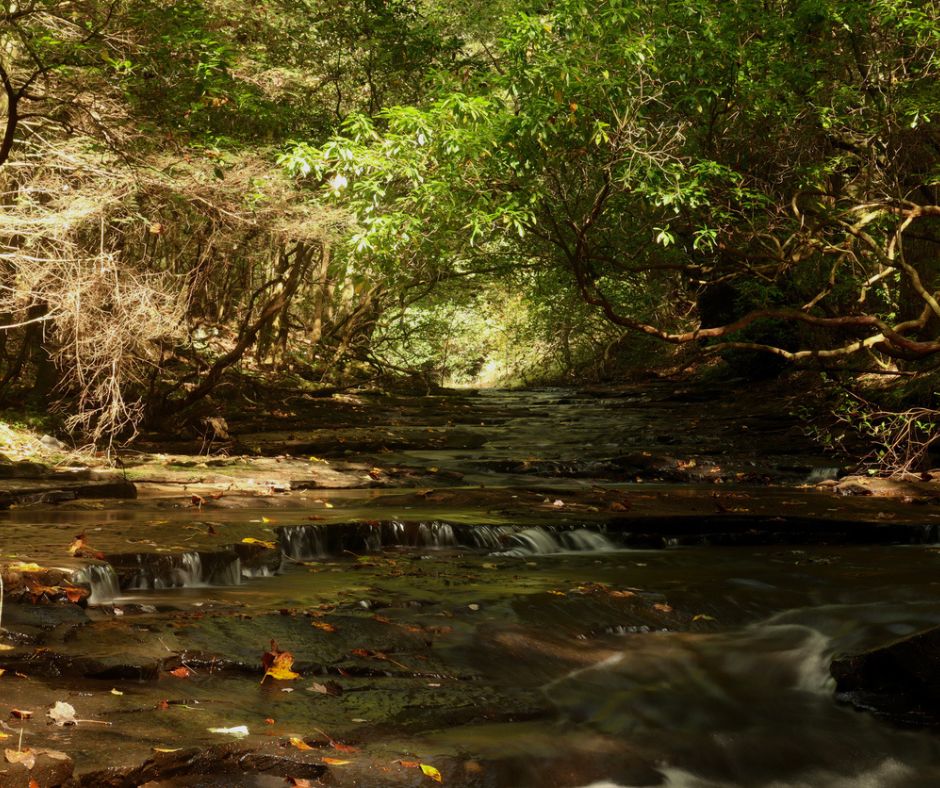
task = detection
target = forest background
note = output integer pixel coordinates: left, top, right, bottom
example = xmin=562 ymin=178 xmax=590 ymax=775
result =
xmin=1 ymin=0 xmax=939 ymax=472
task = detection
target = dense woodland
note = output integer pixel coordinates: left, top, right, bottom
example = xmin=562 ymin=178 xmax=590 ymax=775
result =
xmin=1 ymin=0 xmax=939 ymax=465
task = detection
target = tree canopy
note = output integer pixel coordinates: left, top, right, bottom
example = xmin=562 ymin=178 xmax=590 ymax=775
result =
xmin=1 ymin=0 xmax=939 ymax=442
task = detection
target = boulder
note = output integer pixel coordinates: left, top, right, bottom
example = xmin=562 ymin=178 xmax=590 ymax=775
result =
xmin=830 ymin=626 xmax=940 ymax=726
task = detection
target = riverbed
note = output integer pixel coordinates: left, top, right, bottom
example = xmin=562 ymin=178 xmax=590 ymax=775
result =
xmin=1 ymin=383 xmax=939 ymax=787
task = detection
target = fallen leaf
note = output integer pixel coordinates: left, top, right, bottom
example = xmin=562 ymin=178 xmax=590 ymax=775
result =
xmin=692 ymin=613 xmax=716 ymax=622
xmin=420 ymin=763 xmax=443 ymax=782
xmin=208 ymin=725 xmax=249 ymax=737
xmin=306 ymin=681 xmax=343 ymax=696
xmin=8 ymin=563 xmax=43 ymax=572
xmin=47 ymin=701 xmax=77 ymax=726
xmin=5 ymin=749 xmax=35 ymax=769
xmin=331 ymin=741 xmax=359 ymax=753
xmin=398 ymin=760 xmax=421 ymax=769
xmin=322 ymin=757 xmax=351 ymax=765
xmin=0 ymin=732 xmax=8 ymax=740
xmin=64 ymin=586 xmax=88 ymax=604
xmin=242 ymin=537 xmax=277 ymax=549
xmin=652 ymin=603 xmax=674 ymax=613
xmin=264 ymin=717 xmax=275 ymax=725
xmin=110 ymin=688 xmax=123 ymax=696
xmin=262 ymin=642 xmax=300 ymax=683
xmin=286 ymin=779 xmax=314 ymax=787
xmin=311 ymin=621 xmax=337 ymax=633
xmin=68 ymin=533 xmax=86 ymax=556
xmin=168 ymin=666 xmax=191 ymax=678
xmin=153 ymin=747 xmax=181 ymax=753
xmin=290 ymin=737 xmax=314 ymax=751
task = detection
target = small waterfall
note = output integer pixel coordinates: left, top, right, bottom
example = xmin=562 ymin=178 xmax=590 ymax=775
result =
xmin=501 ymin=527 xmax=564 ymax=556
xmin=279 ymin=524 xmax=328 ymax=559
xmin=74 ymin=564 xmax=121 ymax=605
xmin=561 ymin=529 xmax=616 ymax=551
xmin=276 ymin=521 xmax=621 ymax=558
xmin=805 ymin=467 xmax=842 ymax=484
xmin=117 ymin=551 xmax=241 ymax=590
xmin=462 ymin=524 xmax=517 ymax=549
xmin=417 ymin=521 xmax=457 ymax=547
xmin=172 ymin=552 xmax=203 ymax=588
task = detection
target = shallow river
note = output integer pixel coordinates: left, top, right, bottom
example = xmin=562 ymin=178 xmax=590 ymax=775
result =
xmin=2 ymin=385 xmax=939 ymax=787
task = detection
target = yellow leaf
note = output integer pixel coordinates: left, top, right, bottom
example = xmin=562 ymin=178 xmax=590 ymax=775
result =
xmin=324 ymin=502 xmax=334 ymax=509
xmin=322 ymin=757 xmax=351 ymax=765
xmin=420 ymin=763 xmax=443 ymax=782
xmin=290 ymin=737 xmax=314 ymax=751
xmin=8 ymin=562 xmax=42 ymax=572
xmin=265 ymin=665 xmax=299 ymax=681
xmin=0 ymin=732 xmax=8 ymax=740
xmin=262 ymin=650 xmax=300 ymax=683
xmin=110 ymin=688 xmax=123 ymax=695
xmin=692 ymin=613 xmax=716 ymax=622
xmin=153 ymin=747 xmax=181 ymax=753
xmin=261 ymin=516 xmax=274 ymax=524
xmin=242 ymin=537 xmax=277 ymax=549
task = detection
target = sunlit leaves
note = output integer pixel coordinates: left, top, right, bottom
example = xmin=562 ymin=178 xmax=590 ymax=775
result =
xmin=261 ymin=641 xmax=300 ymax=683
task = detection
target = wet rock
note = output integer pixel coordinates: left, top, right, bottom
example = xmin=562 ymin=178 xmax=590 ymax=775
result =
xmin=75 ymin=740 xmax=326 ymax=787
xmin=74 ymin=481 xmax=136 ymax=500
xmin=0 ymin=460 xmax=48 ymax=479
xmin=835 ymin=481 xmax=873 ymax=496
xmin=40 ymin=434 xmax=68 ymax=451
xmin=831 ymin=626 xmax=940 ymax=726
xmin=0 ymin=747 xmax=74 ymax=788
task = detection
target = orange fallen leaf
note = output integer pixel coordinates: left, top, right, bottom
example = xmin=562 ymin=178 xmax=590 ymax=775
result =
xmin=322 ymin=757 xmax=351 ymax=765
xmin=331 ymin=741 xmax=359 ymax=753
xmin=65 ymin=587 xmax=87 ymax=604
xmin=652 ymin=603 xmax=674 ymax=613
xmin=169 ymin=666 xmax=191 ymax=678
xmin=311 ymin=621 xmax=337 ymax=633
xmin=289 ymin=737 xmax=314 ymax=751
xmin=264 ymin=717 xmax=275 ymax=725
xmin=398 ymin=760 xmax=421 ymax=769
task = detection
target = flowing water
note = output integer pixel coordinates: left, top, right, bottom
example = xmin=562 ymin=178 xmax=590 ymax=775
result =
xmin=1 ymin=384 xmax=939 ymax=786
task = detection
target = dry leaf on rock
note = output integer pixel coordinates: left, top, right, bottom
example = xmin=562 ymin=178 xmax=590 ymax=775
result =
xmin=5 ymin=749 xmax=35 ymax=769
xmin=48 ymin=701 xmax=77 ymax=726
xmin=207 ymin=725 xmax=249 ymax=737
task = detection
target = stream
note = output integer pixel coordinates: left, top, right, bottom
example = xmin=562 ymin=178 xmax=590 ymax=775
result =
xmin=2 ymin=383 xmax=940 ymax=787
